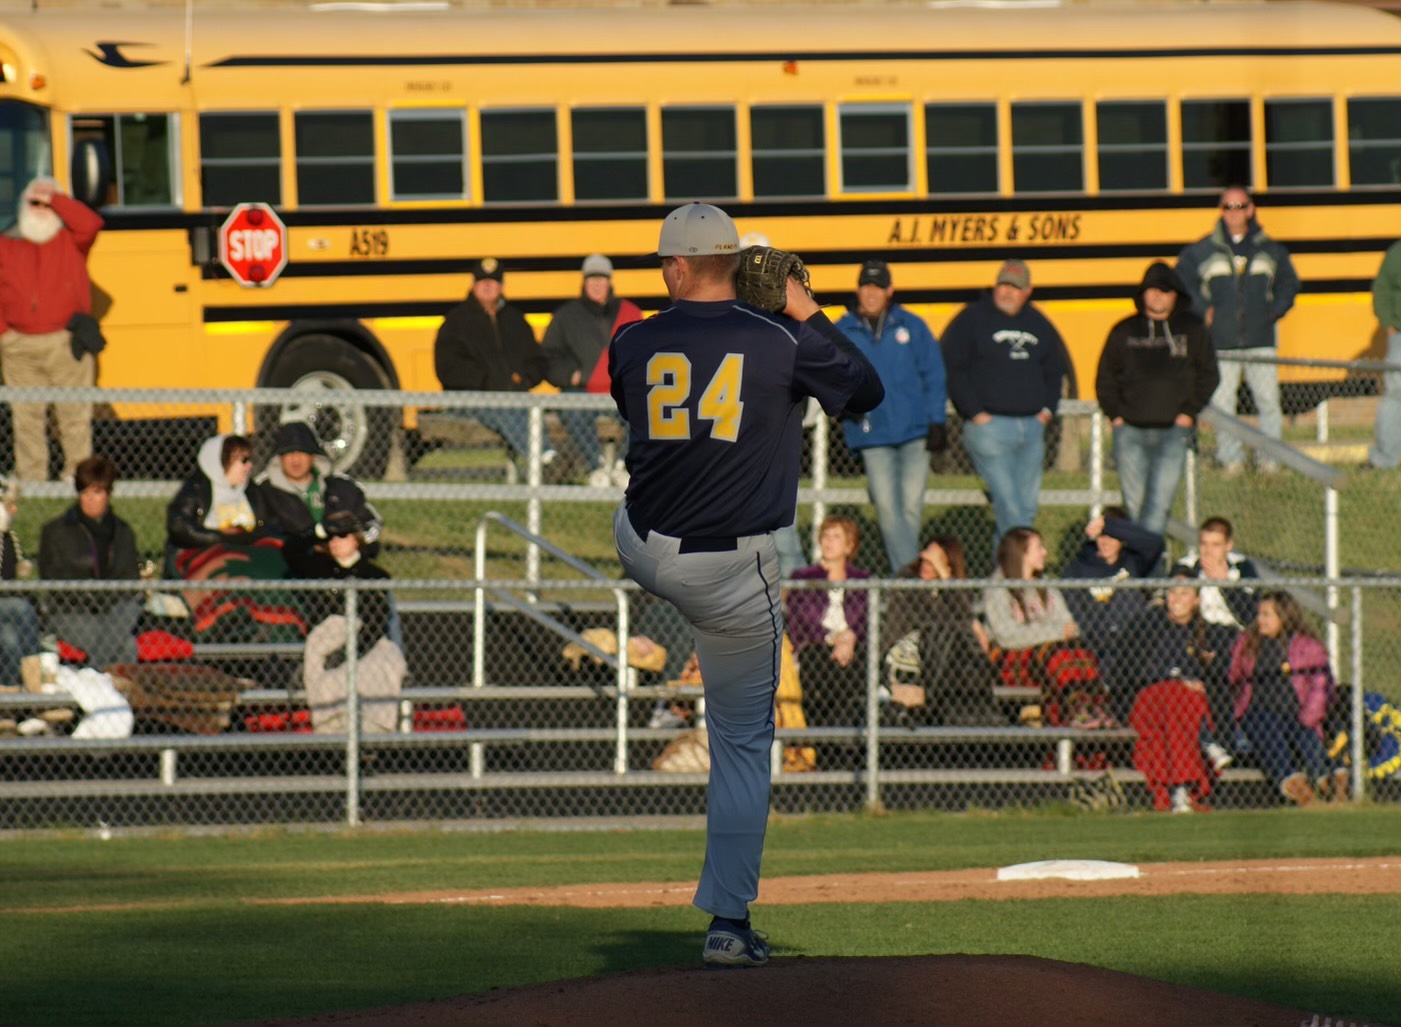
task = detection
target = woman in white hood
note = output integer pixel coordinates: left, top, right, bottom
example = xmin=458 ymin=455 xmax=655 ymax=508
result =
xmin=164 ymin=435 xmax=304 ymax=641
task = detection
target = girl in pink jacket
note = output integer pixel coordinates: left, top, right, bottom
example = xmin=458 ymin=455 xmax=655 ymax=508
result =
xmin=1228 ymin=591 xmax=1346 ymax=805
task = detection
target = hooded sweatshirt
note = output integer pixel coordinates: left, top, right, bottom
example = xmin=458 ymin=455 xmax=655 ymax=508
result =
xmin=1096 ymin=262 xmax=1220 ymax=429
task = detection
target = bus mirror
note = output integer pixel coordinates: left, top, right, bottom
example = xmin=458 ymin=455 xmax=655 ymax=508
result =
xmin=70 ymin=139 xmax=111 ymax=210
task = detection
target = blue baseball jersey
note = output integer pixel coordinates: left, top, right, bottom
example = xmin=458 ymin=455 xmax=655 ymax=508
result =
xmin=610 ymin=300 xmax=872 ymax=539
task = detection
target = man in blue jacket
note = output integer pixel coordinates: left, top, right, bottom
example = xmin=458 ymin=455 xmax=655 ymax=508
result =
xmin=941 ymin=259 xmax=1065 ymax=543
xmin=835 ymin=259 xmax=947 ymax=572
xmin=1176 ymin=187 xmax=1300 ymax=475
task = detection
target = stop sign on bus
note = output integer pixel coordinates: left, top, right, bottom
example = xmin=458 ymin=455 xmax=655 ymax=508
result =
xmin=218 ymin=203 xmax=287 ymax=287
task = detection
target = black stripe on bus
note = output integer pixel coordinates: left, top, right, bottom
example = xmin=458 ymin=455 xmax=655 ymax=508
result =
xmin=196 ymin=238 xmax=1395 ymax=282
xmin=201 ymin=277 xmax=1375 ymax=323
xmin=100 ymin=189 xmax=1401 ymax=233
xmin=206 ymin=45 xmax=1401 ymax=68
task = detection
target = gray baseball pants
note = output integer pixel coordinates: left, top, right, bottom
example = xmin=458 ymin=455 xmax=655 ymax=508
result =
xmin=613 ymin=503 xmax=782 ymax=920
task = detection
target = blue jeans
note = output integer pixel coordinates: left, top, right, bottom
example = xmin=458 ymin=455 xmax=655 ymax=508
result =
xmin=859 ymin=437 xmax=928 ymax=572
xmin=1240 ymin=706 xmax=1328 ymax=786
xmin=556 ymin=405 xmax=625 ymax=470
xmin=772 ymin=522 xmax=806 ymax=578
xmin=0 ymin=596 xmax=39 ymax=685
xmin=1212 ymin=347 xmax=1281 ymax=466
xmin=1369 ymin=329 xmax=1401 ymax=469
xmin=1112 ymin=423 xmax=1191 ymax=535
xmin=961 ymin=416 xmax=1045 ymax=541
xmin=471 ymin=408 xmax=554 ymax=462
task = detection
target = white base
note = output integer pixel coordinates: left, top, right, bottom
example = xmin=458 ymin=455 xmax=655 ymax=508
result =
xmin=996 ymin=859 xmax=1141 ymax=882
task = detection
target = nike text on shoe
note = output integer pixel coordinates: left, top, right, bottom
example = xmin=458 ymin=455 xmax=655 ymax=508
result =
xmin=703 ymin=922 xmax=771 ymax=968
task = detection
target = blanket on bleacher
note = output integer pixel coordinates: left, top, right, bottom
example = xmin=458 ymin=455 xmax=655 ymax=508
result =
xmin=174 ymin=538 xmax=308 ymax=644
xmin=1129 ymin=679 xmax=1214 ymax=810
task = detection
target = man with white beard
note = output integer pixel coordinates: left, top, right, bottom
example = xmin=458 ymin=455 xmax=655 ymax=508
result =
xmin=0 ymin=177 xmax=104 ymax=482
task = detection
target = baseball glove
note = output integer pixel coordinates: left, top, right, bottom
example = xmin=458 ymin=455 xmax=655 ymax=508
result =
xmin=735 ymin=246 xmax=813 ymax=313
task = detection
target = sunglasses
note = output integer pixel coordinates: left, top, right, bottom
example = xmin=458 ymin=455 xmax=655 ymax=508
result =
xmin=1221 ymin=201 xmax=1251 ymax=210
xmin=26 ymin=199 xmax=49 ymax=208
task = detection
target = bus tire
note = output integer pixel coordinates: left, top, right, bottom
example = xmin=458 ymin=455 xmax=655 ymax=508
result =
xmin=258 ymin=333 xmax=393 ymax=479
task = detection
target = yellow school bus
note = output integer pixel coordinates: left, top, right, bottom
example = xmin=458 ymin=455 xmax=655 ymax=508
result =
xmin=0 ymin=1 xmax=1397 ymax=474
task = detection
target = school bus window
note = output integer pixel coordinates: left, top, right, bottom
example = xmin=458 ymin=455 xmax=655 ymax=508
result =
xmin=1011 ymin=102 xmax=1083 ymax=194
xmin=1181 ymin=99 xmax=1252 ymax=191
xmin=388 ymin=109 xmax=466 ymax=201
xmin=661 ymin=106 xmax=736 ymax=201
xmin=295 ymin=110 xmax=375 ymax=207
xmin=1264 ymin=99 xmax=1333 ymax=189
xmin=0 ymin=101 xmax=48 ymax=227
xmin=199 ymin=111 xmax=281 ymax=207
xmin=74 ymin=113 xmax=177 ymax=208
xmin=924 ymin=102 xmax=998 ymax=195
xmin=1346 ymin=97 xmax=1401 ymax=188
xmin=750 ymin=105 xmax=825 ymax=199
xmin=1096 ymin=101 xmax=1168 ymax=192
xmin=481 ymin=108 xmax=558 ymax=204
xmin=571 ymin=107 xmax=648 ymax=202
xmin=838 ymin=103 xmax=910 ymax=192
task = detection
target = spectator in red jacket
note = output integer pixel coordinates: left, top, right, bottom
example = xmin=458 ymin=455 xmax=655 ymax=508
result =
xmin=0 ymin=177 xmax=104 ymax=483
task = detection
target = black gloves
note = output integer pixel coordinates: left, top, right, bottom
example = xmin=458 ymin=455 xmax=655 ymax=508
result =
xmin=926 ymin=423 xmax=948 ymax=473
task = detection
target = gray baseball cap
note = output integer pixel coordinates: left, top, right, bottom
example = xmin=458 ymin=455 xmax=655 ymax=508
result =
xmin=657 ymin=203 xmax=740 ymax=257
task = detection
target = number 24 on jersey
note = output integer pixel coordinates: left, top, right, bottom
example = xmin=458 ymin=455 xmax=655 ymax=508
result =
xmin=646 ymin=353 xmax=745 ymax=442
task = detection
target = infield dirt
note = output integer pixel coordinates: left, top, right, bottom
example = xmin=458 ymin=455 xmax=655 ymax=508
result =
xmin=231 ymin=856 xmax=1399 ymax=1027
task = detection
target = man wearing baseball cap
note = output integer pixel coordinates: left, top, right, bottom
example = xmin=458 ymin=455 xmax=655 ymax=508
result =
xmin=611 ymin=202 xmax=884 ymax=967
xmin=542 ymin=254 xmax=642 ymax=487
xmin=941 ymin=258 xmax=1067 ymax=542
xmin=433 ymin=258 xmax=555 ymax=471
xmin=835 ymin=257 xmax=948 ymax=573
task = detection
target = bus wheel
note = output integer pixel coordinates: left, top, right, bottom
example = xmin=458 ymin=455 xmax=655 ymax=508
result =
xmin=259 ymin=334 xmax=392 ymax=479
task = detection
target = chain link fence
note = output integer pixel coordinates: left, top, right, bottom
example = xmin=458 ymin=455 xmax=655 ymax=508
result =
xmin=0 ymin=372 xmax=1396 ymax=828
xmin=0 ymin=574 xmax=1397 ymax=829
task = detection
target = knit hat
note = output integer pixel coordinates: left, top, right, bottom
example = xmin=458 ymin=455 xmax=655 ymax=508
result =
xmin=273 ymin=421 xmax=327 ymax=458
xmin=581 ymin=254 xmax=613 ymax=278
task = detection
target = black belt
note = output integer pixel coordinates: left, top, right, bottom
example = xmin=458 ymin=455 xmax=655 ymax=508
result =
xmin=628 ymin=506 xmax=738 ymax=553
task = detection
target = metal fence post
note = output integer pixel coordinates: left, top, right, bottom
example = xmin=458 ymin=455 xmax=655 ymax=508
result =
xmin=614 ymin=589 xmax=630 ymax=776
xmin=231 ymin=400 xmax=248 ymax=436
xmin=811 ymin=414 xmax=829 ymax=556
xmin=1326 ymin=487 xmax=1340 ymax=675
xmin=865 ymin=585 xmax=882 ymax=811
xmin=1351 ymin=585 xmax=1365 ymax=802
xmin=1089 ymin=408 xmax=1104 ymax=518
xmin=345 ymin=585 xmax=361 ymax=827
xmin=526 ymin=401 xmax=543 ymax=592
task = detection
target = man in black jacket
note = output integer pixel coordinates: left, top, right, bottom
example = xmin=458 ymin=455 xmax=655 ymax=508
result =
xmin=1096 ymin=262 xmax=1220 ymax=535
xmin=257 ymin=421 xmax=383 ymax=566
xmin=39 ymin=455 xmax=142 ymax=669
xmin=433 ymin=258 xmax=553 ymax=467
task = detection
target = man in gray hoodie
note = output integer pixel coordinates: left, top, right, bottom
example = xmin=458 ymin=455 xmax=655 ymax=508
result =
xmin=1096 ymin=262 xmax=1220 ymax=534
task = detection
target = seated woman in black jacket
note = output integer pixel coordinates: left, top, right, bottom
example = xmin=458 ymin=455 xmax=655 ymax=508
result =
xmin=38 ymin=456 xmax=142 ymax=670
xmin=883 ymin=534 xmax=1001 ymax=726
xmin=166 ymin=434 xmax=301 ymax=642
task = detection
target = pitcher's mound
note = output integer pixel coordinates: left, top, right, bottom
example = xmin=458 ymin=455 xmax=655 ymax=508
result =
xmin=246 ymin=954 xmax=1328 ymax=1026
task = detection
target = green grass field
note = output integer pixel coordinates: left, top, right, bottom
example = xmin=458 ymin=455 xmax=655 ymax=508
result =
xmin=2 ymin=805 xmax=1397 ymax=1026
